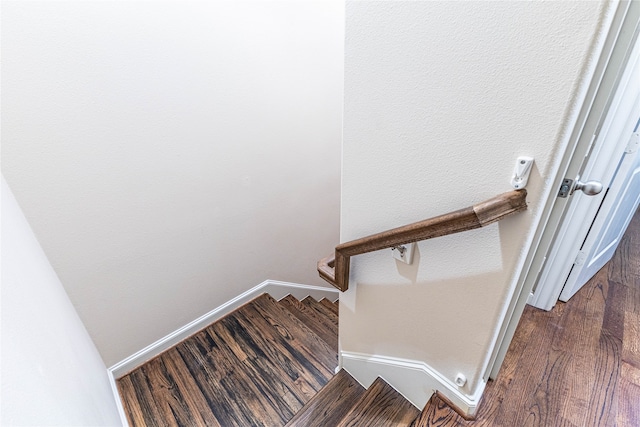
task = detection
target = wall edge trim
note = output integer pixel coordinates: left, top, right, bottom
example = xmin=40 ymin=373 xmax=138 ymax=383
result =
xmin=108 ymin=279 xmax=338 ymax=379
xmin=340 ymin=351 xmax=485 ymax=417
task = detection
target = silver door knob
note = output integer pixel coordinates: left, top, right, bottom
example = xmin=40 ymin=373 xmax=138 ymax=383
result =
xmin=571 ymin=175 xmax=603 ymax=196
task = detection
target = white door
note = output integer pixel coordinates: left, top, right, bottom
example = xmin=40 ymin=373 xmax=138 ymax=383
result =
xmin=529 ymin=35 xmax=640 ymax=310
xmin=558 ymin=37 xmax=640 ymax=301
xmin=560 ymin=123 xmax=640 ymax=301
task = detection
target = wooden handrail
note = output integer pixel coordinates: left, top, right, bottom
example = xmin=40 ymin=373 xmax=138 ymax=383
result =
xmin=318 ymin=190 xmax=528 ymax=291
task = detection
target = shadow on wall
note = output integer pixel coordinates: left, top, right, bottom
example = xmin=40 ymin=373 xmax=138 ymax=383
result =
xmin=338 ymin=212 xmax=532 ymax=393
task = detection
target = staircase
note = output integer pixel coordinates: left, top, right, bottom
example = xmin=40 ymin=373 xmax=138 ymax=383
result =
xmin=117 ymin=293 xmax=456 ymax=426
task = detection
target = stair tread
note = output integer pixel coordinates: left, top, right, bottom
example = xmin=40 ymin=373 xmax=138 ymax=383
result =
xmin=410 ymin=394 xmax=464 ymax=427
xmin=254 ymin=294 xmax=338 ymax=371
xmin=280 ymin=295 xmax=338 ymax=350
xmin=319 ymin=297 xmax=338 ymax=315
xmin=178 ymin=293 xmax=338 ymax=426
xmin=285 ymin=369 xmax=365 ymax=427
xmin=337 ymin=377 xmax=420 ymax=427
xmin=173 ymin=329 xmax=291 ymax=426
xmin=215 ymin=296 xmax=330 ymax=399
xmin=303 ymin=296 xmax=339 ymax=328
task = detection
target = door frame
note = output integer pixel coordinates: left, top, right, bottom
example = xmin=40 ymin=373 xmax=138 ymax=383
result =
xmin=484 ymin=0 xmax=640 ymax=381
xmin=535 ymin=29 xmax=640 ymax=308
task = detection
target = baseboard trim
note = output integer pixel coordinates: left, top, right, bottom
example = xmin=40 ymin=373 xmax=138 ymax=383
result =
xmin=107 ymin=369 xmax=130 ymax=427
xmin=341 ymin=351 xmax=485 ymax=417
xmin=108 ymin=279 xmax=338 ymax=379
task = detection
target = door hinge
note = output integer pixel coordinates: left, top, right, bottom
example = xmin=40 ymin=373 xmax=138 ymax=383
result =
xmin=625 ymin=131 xmax=639 ymax=154
xmin=574 ymin=250 xmax=586 ymax=266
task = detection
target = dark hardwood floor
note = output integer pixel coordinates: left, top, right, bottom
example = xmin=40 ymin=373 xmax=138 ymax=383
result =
xmin=415 ymin=208 xmax=640 ymax=426
xmin=117 ymin=294 xmax=338 ymax=427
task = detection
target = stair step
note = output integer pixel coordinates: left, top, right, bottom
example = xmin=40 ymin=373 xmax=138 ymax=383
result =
xmin=280 ymin=295 xmax=338 ymax=350
xmin=319 ymin=297 xmax=338 ymax=315
xmin=302 ymin=297 xmax=338 ymax=342
xmin=336 ymin=377 xmax=420 ymax=427
xmin=254 ymin=294 xmax=338 ymax=372
xmin=410 ymin=393 xmax=463 ymax=427
xmin=216 ymin=295 xmax=330 ymax=397
xmin=285 ymin=369 xmax=365 ymax=427
xmin=302 ymin=296 xmax=338 ymax=330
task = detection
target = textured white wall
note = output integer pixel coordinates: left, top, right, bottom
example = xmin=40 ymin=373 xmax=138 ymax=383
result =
xmin=1 ymin=177 xmax=121 ymax=426
xmin=341 ymin=0 xmax=610 ymax=398
xmin=1 ymin=1 xmax=343 ymax=366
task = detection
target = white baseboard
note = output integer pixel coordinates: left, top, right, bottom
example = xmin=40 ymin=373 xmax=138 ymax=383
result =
xmin=108 ymin=279 xmax=338 ymax=379
xmin=341 ymin=351 xmax=485 ymax=417
xmin=263 ymin=279 xmax=339 ymax=303
xmin=107 ymin=368 xmax=130 ymax=427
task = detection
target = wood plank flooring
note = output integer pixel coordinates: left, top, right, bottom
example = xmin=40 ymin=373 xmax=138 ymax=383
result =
xmin=117 ymin=294 xmax=338 ymax=427
xmin=414 ymin=208 xmax=640 ymax=426
xmin=336 ymin=377 xmax=420 ymax=427
xmin=285 ymin=369 xmax=365 ymax=427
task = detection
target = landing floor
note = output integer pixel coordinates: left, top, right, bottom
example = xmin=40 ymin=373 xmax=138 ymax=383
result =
xmin=417 ymin=209 xmax=640 ymax=426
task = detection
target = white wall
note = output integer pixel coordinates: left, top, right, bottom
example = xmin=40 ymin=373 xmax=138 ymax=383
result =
xmin=1 ymin=1 xmax=343 ymax=366
xmin=341 ymin=0 xmax=611 ymax=404
xmin=1 ymin=177 xmax=121 ymax=426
